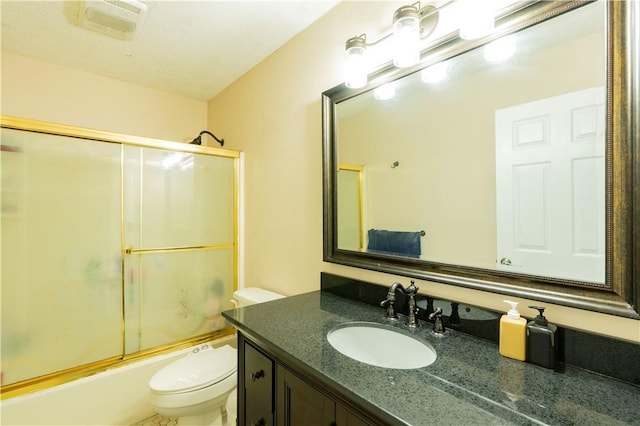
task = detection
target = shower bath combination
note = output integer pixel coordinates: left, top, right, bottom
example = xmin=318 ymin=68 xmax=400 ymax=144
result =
xmin=0 ymin=116 xmax=239 ymax=402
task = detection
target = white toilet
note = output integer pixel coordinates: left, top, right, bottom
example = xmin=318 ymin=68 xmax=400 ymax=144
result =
xmin=148 ymin=287 xmax=284 ymax=425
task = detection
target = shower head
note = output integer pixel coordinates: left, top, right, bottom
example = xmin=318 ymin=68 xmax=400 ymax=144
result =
xmin=190 ymin=130 xmax=224 ymax=146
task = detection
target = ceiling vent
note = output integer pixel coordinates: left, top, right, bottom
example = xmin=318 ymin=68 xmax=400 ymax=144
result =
xmin=77 ymin=0 xmax=147 ymax=41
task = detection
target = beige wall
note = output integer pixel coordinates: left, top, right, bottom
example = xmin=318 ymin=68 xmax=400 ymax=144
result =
xmin=207 ymin=1 xmax=640 ymax=343
xmin=1 ymin=52 xmax=207 ymax=142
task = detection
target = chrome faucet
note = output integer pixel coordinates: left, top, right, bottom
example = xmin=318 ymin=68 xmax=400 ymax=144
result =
xmin=380 ymin=280 xmax=420 ymax=329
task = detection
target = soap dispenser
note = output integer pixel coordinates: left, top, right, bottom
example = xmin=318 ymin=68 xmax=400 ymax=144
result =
xmin=499 ymin=300 xmax=526 ymax=361
xmin=526 ymin=306 xmax=557 ymax=369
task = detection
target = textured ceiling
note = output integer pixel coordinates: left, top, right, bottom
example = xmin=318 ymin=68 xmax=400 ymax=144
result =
xmin=1 ymin=1 xmax=339 ymax=101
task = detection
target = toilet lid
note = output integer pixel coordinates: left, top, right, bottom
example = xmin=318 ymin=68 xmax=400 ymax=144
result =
xmin=149 ymin=345 xmax=237 ymax=393
xmin=233 ymin=287 xmax=284 ymax=305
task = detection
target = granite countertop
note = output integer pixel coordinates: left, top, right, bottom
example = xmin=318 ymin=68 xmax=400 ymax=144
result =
xmin=222 ymin=291 xmax=640 ymax=426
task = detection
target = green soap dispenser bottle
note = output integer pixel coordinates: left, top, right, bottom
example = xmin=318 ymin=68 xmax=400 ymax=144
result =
xmin=526 ymin=306 xmax=557 ymax=369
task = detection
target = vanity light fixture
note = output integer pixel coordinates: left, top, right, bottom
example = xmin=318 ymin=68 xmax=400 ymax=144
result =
xmin=458 ymin=0 xmax=495 ymax=40
xmin=344 ymin=35 xmax=368 ymax=89
xmin=343 ymin=0 xmax=497 ymax=89
xmin=190 ymin=130 xmax=224 ymax=146
xmin=392 ymin=4 xmax=422 ymax=68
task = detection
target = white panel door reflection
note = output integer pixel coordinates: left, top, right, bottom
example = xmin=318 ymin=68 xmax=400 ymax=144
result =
xmin=495 ymin=87 xmax=605 ymax=283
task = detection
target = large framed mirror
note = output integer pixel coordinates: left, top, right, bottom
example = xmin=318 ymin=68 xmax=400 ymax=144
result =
xmin=323 ymin=0 xmax=639 ymax=318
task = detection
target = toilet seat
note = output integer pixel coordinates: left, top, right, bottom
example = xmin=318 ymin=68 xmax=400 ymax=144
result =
xmin=149 ymin=345 xmax=236 ymax=394
xmin=149 ymin=371 xmax=237 ymax=412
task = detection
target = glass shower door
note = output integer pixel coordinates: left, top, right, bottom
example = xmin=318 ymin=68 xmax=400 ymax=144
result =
xmin=123 ymin=146 xmax=236 ymax=353
xmin=1 ymin=117 xmax=240 ymax=396
xmin=1 ymin=130 xmax=122 ymax=386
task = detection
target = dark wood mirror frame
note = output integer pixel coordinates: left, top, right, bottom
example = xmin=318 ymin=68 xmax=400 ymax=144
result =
xmin=322 ymin=1 xmax=639 ymax=319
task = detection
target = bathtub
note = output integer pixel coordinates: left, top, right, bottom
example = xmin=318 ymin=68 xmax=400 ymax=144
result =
xmin=1 ymin=334 xmax=236 ymax=425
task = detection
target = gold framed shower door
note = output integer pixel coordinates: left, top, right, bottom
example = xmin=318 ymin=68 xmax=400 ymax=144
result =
xmin=0 ymin=116 xmax=240 ymax=399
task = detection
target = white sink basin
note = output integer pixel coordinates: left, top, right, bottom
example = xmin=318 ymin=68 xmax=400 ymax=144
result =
xmin=327 ymin=322 xmax=437 ymax=369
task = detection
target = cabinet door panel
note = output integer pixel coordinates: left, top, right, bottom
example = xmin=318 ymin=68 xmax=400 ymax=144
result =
xmin=244 ymin=342 xmax=274 ymax=426
xmin=276 ymin=365 xmax=335 ymax=426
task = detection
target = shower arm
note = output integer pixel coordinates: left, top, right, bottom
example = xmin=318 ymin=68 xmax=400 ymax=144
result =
xmin=190 ymin=130 xmax=224 ymax=146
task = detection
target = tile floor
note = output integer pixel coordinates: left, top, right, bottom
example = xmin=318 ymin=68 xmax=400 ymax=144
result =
xmin=131 ymin=390 xmax=237 ymax=426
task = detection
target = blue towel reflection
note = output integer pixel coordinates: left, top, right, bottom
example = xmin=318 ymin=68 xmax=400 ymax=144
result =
xmin=367 ymin=229 xmax=422 ymax=258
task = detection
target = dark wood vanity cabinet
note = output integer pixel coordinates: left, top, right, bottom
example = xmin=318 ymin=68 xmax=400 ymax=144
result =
xmin=242 ymin=341 xmax=275 ymax=426
xmin=276 ymin=366 xmax=335 ymax=426
xmin=238 ymin=333 xmax=380 ymax=426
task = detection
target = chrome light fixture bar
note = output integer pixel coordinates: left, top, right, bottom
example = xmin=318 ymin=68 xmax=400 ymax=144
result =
xmin=344 ymin=0 xmax=497 ymax=89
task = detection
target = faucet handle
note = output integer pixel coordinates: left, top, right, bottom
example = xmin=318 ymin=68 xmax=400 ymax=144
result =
xmin=429 ymin=307 xmax=446 ymax=334
xmin=380 ymin=298 xmax=398 ymax=319
xmin=407 ymin=280 xmax=419 ymax=294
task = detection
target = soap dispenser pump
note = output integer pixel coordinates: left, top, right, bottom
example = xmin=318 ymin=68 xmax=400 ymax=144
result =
xmin=499 ymin=300 xmax=527 ymax=361
xmin=526 ymin=306 xmax=557 ymax=369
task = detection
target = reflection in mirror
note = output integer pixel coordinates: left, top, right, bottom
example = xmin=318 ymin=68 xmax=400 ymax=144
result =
xmin=336 ymin=1 xmax=605 ymax=283
xmin=323 ymin=0 xmax=639 ymax=318
xmin=337 ymin=164 xmax=364 ymax=252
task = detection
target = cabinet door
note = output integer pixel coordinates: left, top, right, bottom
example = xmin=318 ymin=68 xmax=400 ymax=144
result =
xmin=276 ymin=365 xmax=335 ymax=426
xmin=244 ymin=342 xmax=274 ymax=426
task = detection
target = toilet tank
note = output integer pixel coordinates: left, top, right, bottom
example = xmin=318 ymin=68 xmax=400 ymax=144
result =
xmin=231 ymin=287 xmax=284 ymax=308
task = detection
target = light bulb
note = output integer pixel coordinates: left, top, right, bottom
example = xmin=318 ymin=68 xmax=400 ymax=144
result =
xmin=393 ymin=5 xmax=420 ymax=68
xmin=459 ymin=0 xmax=495 ymax=40
xmin=344 ymin=36 xmax=368 ymax=89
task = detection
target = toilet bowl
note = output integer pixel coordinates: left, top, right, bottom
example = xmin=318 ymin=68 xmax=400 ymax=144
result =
xmin=148 ymin=287 xmax=284 ymax=425
xmin=149 ymin=344 xmax=236 ymax=425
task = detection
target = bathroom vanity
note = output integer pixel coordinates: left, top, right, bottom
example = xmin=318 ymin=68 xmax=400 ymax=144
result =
xmin=239 ymin=333 xmax=377 ymax=426
xmin=223 ymin=289 xmax=640 ymax=426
